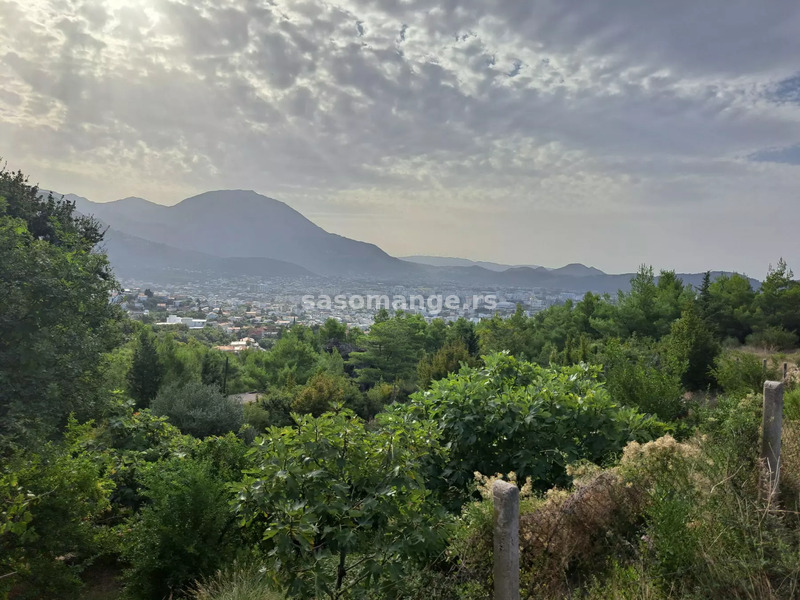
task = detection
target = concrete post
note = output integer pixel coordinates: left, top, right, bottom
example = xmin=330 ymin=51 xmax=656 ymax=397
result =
xmin=493 ymin=480 xmax=520 ymax=600
xmin=761 ymin=381 xmax=785 ymax=501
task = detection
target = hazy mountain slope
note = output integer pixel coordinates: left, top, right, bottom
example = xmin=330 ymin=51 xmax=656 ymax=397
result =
xmin=76 ymin=190 xmax=416 ymax=278
xmin=100 ymin=228 xmax=313 ymax=282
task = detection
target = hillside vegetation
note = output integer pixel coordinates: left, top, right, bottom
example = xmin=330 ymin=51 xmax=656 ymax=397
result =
xmin=2 ymin=165 xmax=800 ymax=600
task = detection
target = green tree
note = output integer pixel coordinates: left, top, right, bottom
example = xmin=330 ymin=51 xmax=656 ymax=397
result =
xmin=348 ymin=312 xmax=429 ymax=388
xmin=706 ymin=273 xmax=755 ymax=342
xmin=128 ymin=329 xmax=163 ymax=408
xmin=264 ymin=329 xmax=321 ymax=387
xmin=446 ymin=317 xmax=480 ymax=356
xmin=666 ymin=305 xmax=721 ymax=390
xmin=417 ymin=340 xmax=478 ymax=388
xmin=600 ymin=337 xmax=685 ymax=421
xmin=201 ymin=350 xmax=226 ymax=389
xmin=291 ymin=372 xmax=364 ymax=417
xmin=0 ymin=168 xmax=121 ymax=443
xmin=318 ymin=318 xmax=348 ymax=346
xmin=754 ymin=259 xmax=800 ymax=336
xmin=1 ymin=421 xmax=114 ymax=598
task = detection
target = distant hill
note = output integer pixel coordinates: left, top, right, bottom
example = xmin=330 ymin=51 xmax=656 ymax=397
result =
xmin=400 ymin=255 xmax=541 ymax=271
xmin=71 ymin=190 xmax=417 ymax=279
xmin=549 ymin=263 xmax=605 ymax=278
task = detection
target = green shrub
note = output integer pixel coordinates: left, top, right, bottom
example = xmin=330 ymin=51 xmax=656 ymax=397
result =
xmin=601 ymin=338 xmax=685 ymax=421
xmin=243 ymin=401 xmax=271 ymax=433
xmin=0 ymin=424 xmax=115 ymax=599
xmin=712 ymin=351 xmax=776 ymax=396
xmin=785 ymin=387 xmax=800 ymax=420
xmin=393 ymin=352 xmax=667 ymax=506
xmin=235 ymin=410 xmax=449 ymax=599
xmin=122 ymin=456 xmax=240 ymax=600
xmin=746 ymin=326 xmax=799 ymax=351
xmin=189 ymin=562 xmax=283 ymax=600
xmin=151 ymin=381 xmax=243 ymax=438
xmin=249 ymin=388 xmax=295 ymax=428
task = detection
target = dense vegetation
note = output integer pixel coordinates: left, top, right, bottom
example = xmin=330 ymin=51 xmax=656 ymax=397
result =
xmin=2 ymin=165 xmax=800 ymax=599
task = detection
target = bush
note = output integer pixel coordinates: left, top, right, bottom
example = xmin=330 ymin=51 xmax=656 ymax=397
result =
xmin=189 ymin=562 xmax=283 ymax=600
xmin=712 ymin=351 xmax=777 ymax=396
xmin=247 ymin=388 xmax=295 ymax=429
xmin=122 ymin=456 xmax=240 ymax=600
xmin=746 ymin=326 xmax=799 ymax=351
xmin=0 ymin=424 xmax=115 ymax=599
xmin=601 ymin=338 xmax=685 ymax=421
xmin=151 ymin=381 xmax=243 ymax=438
xmin=235 ymin=410 xmax=449 ymax=599
xmin=243 ymin=401 xmax=271 ymax=433
xmin=393 ymin=352 xmax=667 ymax=506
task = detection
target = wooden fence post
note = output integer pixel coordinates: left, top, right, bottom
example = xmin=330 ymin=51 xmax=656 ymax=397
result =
xmin=493 ymin=480 xmax=520 ymax=600
xmin=761 ymin=381 xmax=785 ymax=501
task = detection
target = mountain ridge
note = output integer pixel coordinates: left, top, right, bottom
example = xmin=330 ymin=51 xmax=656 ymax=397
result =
xmin=51 ymin=188 xmax=759 ymax=292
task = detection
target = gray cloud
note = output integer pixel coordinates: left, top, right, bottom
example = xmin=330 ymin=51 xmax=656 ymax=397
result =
xmin=1 ymin=0 xmax=799 ymax=274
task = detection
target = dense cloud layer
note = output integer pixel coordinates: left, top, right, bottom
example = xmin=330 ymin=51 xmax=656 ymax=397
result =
xmin=3 ymin=0 xmax=799 ymax=274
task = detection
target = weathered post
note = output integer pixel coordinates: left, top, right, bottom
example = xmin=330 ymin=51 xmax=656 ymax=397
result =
xmin=493 ymin=480 xmax=520 ymax=600
xmin=761 ymin=381 xmax=785 ymax=501
xmin=784 ymin=362 xmax=789 ymax=381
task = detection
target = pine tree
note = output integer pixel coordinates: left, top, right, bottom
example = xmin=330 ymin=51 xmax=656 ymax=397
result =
xmin=201 ymin=350 xmax=225 ymax=389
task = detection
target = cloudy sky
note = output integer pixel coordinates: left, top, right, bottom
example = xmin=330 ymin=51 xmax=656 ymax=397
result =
xmin=3 ymin=0 xmax=800 ymax=275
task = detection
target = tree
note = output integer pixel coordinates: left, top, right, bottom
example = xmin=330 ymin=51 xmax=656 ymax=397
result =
xmin=600 ymin=337 xmax=685 ymax=421
xmin=348 ymin=312 xmax=429 ymax=388
xmin=201 ymin=350 xmax=226 ymax=389
xmin=264 ymin=329 xmax=321 ymax=388
xmin=1 ymin=419 xmax=114 ymax=597
xmin=706 ymin=273 xmax=755 ymax=342
xmin=666 ymin=305 xmax=720 ymax=390
xmin=291 ymin=372 xmax=364 ymax=417
xmin=446 ymin=317 xmax=480 ymax=356
xmin=754 ymin=259 xmax=800 ymax=336
xmin=0 ymin=167 xmax=121 ymax=443
xmin=318 ymin=318 xmax=348 ymax=346
xmin=151 ymin=381 xmax=243 ymax=438
xmin=417 ymin=340 xmax=478 ymax=388
xmin=128 ymin=329 xmax=163 ymax=408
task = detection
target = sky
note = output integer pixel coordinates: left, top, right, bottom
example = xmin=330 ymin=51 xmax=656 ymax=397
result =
xmin=2 ymin=0 xmax=800 ymax=276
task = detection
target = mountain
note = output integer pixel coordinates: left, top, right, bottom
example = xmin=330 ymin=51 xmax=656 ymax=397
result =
xmin=549 ymin=263 xmax=605 ymax=278
xmin=400 ymin=255 xmax=541 ymax=271
xmin=57 ymin=189 xmax=759 ymax=293
xmin=72 ymin=190 xmax=416 ymax=279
